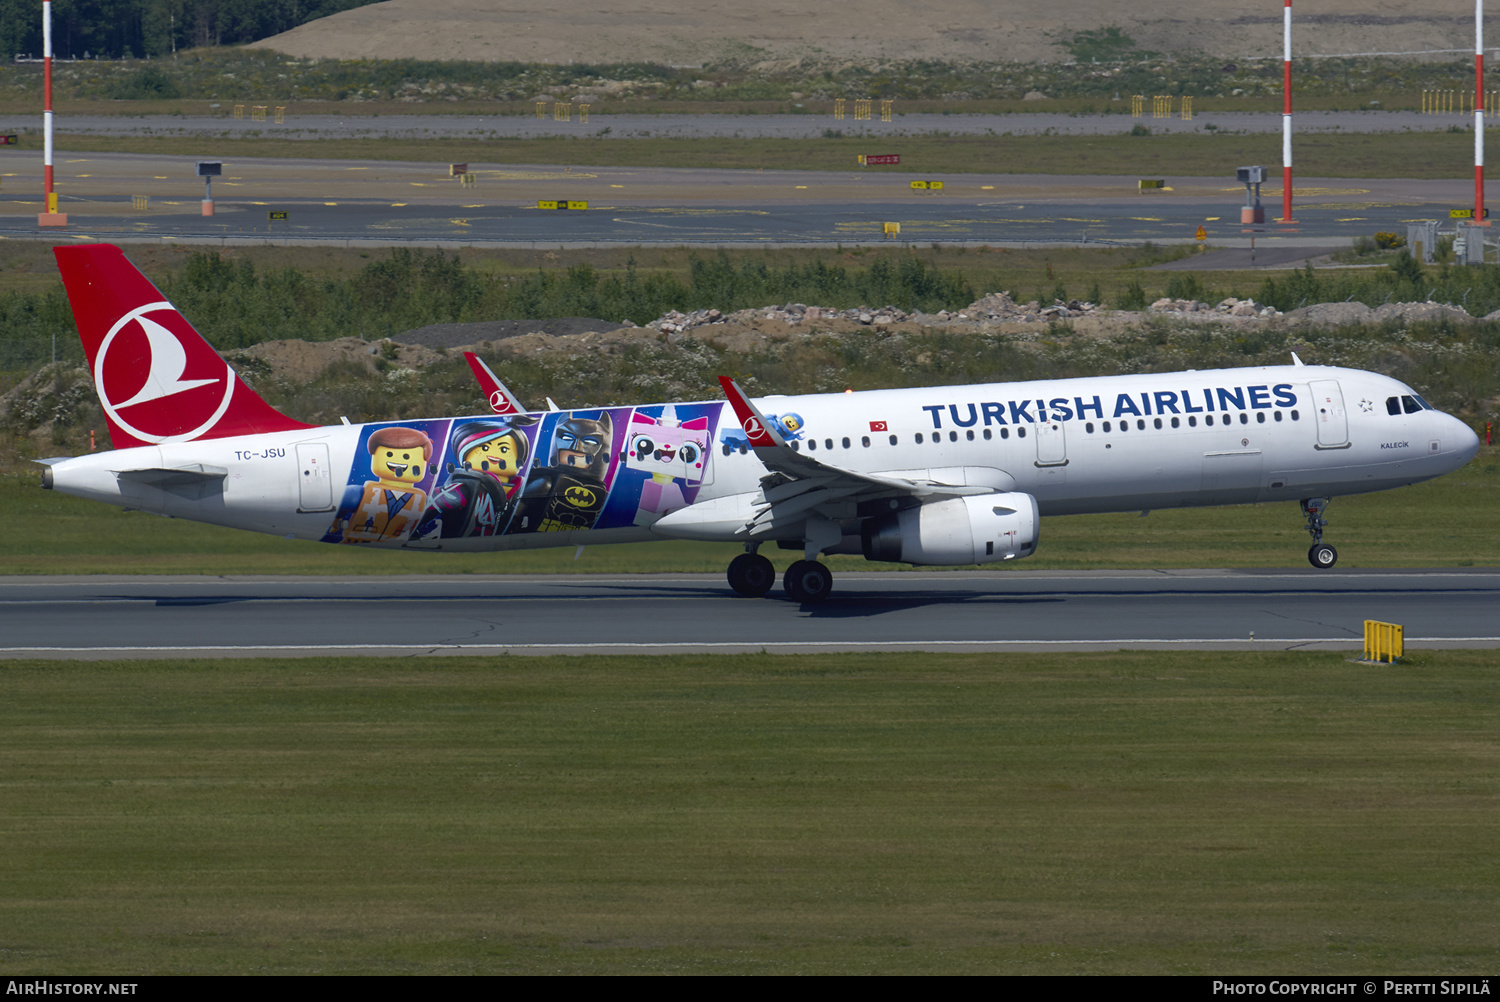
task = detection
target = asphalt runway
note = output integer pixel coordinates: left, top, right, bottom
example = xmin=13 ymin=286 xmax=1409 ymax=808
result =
xmin=2 ymin=570 xmax=1496 ymax=659
xmin=0 ymin=144 xmax=1478 ymax=248
xmin=0 ymin=159 xmax=1471 ymax=248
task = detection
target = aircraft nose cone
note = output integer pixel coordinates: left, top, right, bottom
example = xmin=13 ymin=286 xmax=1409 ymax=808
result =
xmin=1452 ymin=416 xmax=1481 ymax=464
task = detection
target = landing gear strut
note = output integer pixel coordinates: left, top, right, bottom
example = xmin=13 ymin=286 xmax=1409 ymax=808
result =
xmin=783 ymin=560 xmax=833 ymax=603
xmin=1301 ymin=497 xmax=1338 ymax=569
xmin=727 ymin=547 xmax=776 ymax=597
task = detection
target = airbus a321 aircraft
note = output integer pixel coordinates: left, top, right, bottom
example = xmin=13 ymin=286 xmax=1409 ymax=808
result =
xmin=41 ymin=245 xmax=1480 ymax=602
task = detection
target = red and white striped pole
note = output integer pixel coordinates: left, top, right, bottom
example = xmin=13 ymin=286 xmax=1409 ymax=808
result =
xmin=38 ymin=0 xmax=66 ymax=226
xmin=1476 ymin=0 xmax=1486 ymax=225
xmin=1282 ymin=0 xmax=1295 ymax=223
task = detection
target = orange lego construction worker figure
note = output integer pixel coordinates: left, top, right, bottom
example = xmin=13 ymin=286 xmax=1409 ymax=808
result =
xmin=335 ymin=426 xmax=433 ymax=543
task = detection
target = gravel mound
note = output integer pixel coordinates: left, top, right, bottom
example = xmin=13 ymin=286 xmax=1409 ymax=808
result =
xmin=394 ymin=318 xmax=621 ymax=349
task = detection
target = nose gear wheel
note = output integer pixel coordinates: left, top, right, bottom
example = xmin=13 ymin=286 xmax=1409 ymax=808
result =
xmin=1301 ymin=498 xmax=1336 ymax=569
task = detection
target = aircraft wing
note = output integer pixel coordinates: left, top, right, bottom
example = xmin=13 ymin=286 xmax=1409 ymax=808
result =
xmin=716 ymin=376 xmax=996 ymax=538
xmin=463 ymin=352 xmax=529 ymax=416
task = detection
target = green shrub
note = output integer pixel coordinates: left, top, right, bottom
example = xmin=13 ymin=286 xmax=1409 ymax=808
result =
xmin=1118 ymin=281 xmax=1147 ymax=310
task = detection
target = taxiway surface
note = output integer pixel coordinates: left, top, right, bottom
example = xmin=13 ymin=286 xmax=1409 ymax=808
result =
xmin=0 ymin=148 xmax=1475 ymax=248
xmin=2 ymin=570 xmax=1495 ymax=658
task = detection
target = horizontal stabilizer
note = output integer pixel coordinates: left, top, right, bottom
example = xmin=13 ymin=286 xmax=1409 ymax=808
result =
xmin=116 ymin=464 xmax=228 ymax=500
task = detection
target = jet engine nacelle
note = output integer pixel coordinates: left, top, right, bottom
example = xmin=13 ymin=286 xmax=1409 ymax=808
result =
xmin=861 ymin=492 xmax=1039 ymax=566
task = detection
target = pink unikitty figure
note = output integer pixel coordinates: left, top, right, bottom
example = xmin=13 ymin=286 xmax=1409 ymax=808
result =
xmin=626 ymin=407 xmax=710 ymax=526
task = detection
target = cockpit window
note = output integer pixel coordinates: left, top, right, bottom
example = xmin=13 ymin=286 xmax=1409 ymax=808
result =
xmin=1402 ymin=395 xmax=1422 ymax=414
xmin=1386 ymin=396 xmax=1401 ymax=416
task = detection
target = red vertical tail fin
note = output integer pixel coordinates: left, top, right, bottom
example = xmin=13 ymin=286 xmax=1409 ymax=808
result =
xmin=54 ymin=244 xmax=314 ymax=448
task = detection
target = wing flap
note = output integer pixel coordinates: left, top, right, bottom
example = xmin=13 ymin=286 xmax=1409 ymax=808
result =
xmin=715 ymin=377 xmax=1006 ymax=537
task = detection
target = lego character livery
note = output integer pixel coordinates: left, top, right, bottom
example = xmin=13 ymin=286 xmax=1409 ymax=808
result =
xmin=331 ymin=426 xmax=434 ymax=543
xmin=719 ymin=411 xmax=804 ymax=453
xmin=414 ymin=418 xmax=537 ymax=540
xmin=510 ymin=413 xmax=615 ymax=533
xmin=627 ymin=406 xmax=710 ymax=525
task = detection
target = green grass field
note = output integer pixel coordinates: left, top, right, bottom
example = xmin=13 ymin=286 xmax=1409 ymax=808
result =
xmin=1 ymin=651 xmax=1495 ymax=974
xmin=4 ymin=447 xmax=1496 ymax=575
xmin=23 ymin=128 xmax=1494 ymax=179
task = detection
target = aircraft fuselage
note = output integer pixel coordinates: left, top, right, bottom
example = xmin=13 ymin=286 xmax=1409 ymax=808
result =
xmin=45 ymin=363 xmax=1479 ymax=556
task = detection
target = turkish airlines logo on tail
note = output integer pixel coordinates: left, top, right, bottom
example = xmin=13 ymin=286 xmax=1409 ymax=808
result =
xmin=489 ymin=389 xmax=516 ymax=414
xmin=95 ymin=302 xmax=235 ymax=444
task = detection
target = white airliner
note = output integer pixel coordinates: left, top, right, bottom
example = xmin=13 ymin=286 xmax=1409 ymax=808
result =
xmin=42 ymin=244 xmax=1479 ymax=602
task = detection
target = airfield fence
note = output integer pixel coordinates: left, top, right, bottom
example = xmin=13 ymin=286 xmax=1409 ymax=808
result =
xmin=1363 ymin=620 xmax=1404 ymax=663
xmin=1421 ymin=89 xmax=1500 ymax=114
xmin=1135 ymin=95 xmax=1190 ymax=119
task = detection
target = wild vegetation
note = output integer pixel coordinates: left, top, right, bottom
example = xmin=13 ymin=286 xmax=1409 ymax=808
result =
xmin=0 ymin=0 xmax=377 ymax=61
xmin=0 ymin=45 xmax=1487 ymax=112
xmin=4 ymin=245 xmax=1499 ymax=464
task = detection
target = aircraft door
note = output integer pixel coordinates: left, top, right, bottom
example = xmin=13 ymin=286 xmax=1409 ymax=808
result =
xmin=1034 ymin=418 xmax=1068 ymax=467
xmin=296 ymin=442 xmax=335 ymax=511
xmin=1308 ymin=380 xmax=1350 ymax=449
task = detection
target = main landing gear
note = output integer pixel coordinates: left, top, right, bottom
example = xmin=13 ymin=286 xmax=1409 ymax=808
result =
xmin=1301 ymin=497 xmax=1338 ymax=569
xmin=727 ymin=549 xmax=776 ymax=597
xmin=782 ymin=559 xmax=833 ymax=603
xmin=726 ymin=545 xmax=834 ymax=602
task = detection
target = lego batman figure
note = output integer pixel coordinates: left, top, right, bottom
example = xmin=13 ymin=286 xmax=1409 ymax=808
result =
xmin=509 ymin=413 xmax=613 ymax=533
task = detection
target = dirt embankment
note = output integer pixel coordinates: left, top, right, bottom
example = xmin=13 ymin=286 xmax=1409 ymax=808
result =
xmin=251 ymin=0 xmax=1481 ymax=66
xmin=218 ymin=292 xmax=1498 ymax=387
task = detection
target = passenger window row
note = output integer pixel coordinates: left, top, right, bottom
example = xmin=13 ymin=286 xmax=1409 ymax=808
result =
xmin=719 ymin=411 xmax=1302 ymax=455
xmin=1085 ymin=410 xmax=1298 ymax=433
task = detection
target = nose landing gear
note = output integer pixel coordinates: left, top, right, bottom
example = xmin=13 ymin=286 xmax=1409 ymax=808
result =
xmin=1302 ymin=497 xmax=1338 ymax=569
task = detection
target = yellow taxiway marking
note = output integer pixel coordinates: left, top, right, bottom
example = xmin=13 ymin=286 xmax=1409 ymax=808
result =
xmin=390 ymin=202 xmax=407 ymax=207
xmin=1129 ymin=216 xmax=1165 ymax=222
xmin=410 ymin=182 xmax=428 ymax=187
xmin=795 ymin=185 xmax=808 ymax=189
xmin=610 ymin=184 xmax=624 ymax=188
xmin=981 ymin=185 xmax=994 ymax=190
xmin=637 ymin=207 xmax=770 ymax=216
xmin=463 ymin=204 xmax=485 ymax=208
xmin=1220 ymin=186 xmax=1370 ymax=196
xmin=65 ymin=159 xmax=91 ymax=163
xmin=153 ymin=176 xmax=167 ymax=179
xmin=477 ymin=170 xmax=599 ymax=180
xmin=1058 ymin=216 xmax=1104 ymax=223
xmin=450 ymin=219 xmax=470 ymax=226
xmin=76 ymin=174 xmax=91 ymax=177
xmin=346 ymin=167 xmax=369 ymax=170
xmin=834 ymin=220 xmax=989 ymax=232
xmin=1337 ymin=217 xmax=1368 ymax=222
xmin=1205 ymin=216 xmax=1220 ymax=221
xmin=324 ymin=202 xmax=337 ymax=206
xmin=248 ymin=201 xmax=268 ymax=205
xmin=1299 ymin=201 xmax=1402 ymax=211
